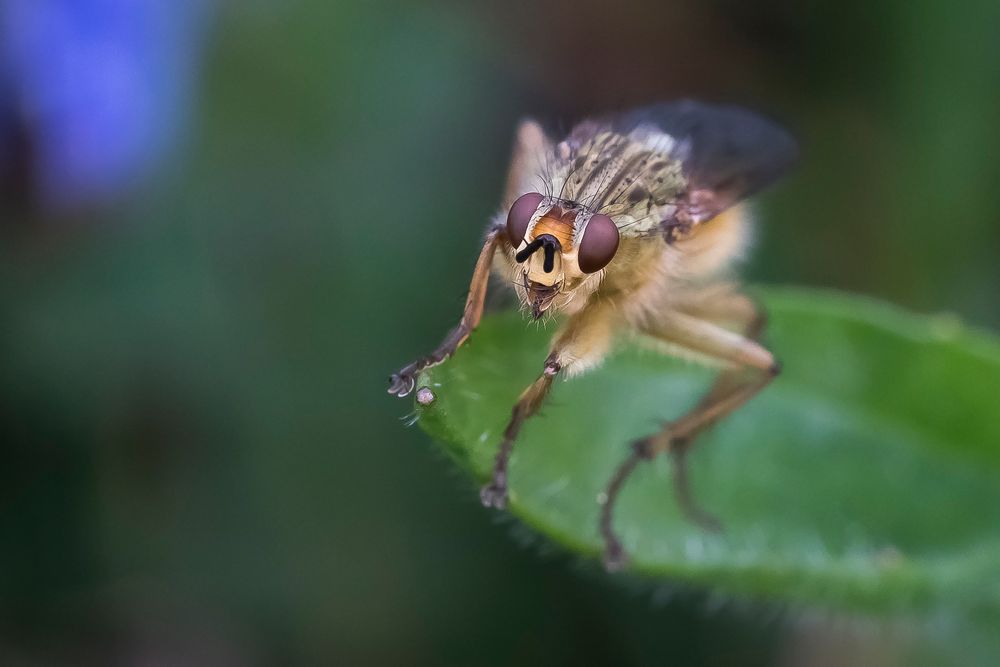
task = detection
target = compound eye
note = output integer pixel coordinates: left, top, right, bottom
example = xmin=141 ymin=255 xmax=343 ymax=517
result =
xmin=578 ymin=213 xmax=619 ymax=273
xmin=506 ymin=192 xmax=545 ymax=246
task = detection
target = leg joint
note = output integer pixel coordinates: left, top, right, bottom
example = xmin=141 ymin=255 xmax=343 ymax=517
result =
xmin=631 ymin=438 xmax=656 ymax=460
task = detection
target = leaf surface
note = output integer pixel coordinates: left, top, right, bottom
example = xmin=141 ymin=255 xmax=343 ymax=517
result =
xmin=414 ymin=288 xmax=1000 ymax=614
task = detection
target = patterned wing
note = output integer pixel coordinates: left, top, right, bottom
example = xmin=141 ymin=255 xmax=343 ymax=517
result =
xmin=533 ymin=101 xmax=796 ymax=242
xmin=613 ymin=101 xmax=798 ymax=227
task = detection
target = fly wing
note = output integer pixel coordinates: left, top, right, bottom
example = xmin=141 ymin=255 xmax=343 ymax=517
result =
xmin=503 ymin=119 xmax=554 ymax=209
xmin=614 ymin=101 xmax=798 ymax=225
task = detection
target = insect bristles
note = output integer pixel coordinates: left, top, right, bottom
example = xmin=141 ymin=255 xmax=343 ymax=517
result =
xmin=390 ymin=101 xmax=797 ymax=573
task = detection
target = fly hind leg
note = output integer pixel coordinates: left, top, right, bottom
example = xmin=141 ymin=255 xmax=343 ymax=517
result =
xmin=600 ymin=294 xmax=778 ymax=571
xmin=657 ymin=294 xmax=770 ymax=533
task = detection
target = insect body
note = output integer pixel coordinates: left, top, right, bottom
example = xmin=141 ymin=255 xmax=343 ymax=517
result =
xmin=388 ymin=101 xmax=797 ymax=570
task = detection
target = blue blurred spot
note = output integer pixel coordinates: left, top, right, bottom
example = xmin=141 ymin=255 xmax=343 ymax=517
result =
xmin=0 ymin=0 xmax=211 ymax=211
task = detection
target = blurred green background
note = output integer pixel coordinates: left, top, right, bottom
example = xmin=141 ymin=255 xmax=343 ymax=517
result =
xmin=0 ymin=0 xmax=998 ymax=664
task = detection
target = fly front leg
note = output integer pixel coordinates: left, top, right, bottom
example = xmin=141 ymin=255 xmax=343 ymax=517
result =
xmin=481 ymin=300 xmax=618 ymax=509
xmin=600 ymin=306 xmax=779 ymax=571
xmin=388 ymin=229 xmax=500 ymax=397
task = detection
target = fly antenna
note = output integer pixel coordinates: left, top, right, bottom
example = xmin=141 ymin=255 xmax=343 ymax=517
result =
xmin=515 ymin=234 xmax=562 ymax=272
xmin=542 ymin=241 xmax=556 ymax=272
xmin=515 ymin=238 xmax=545 ymax=263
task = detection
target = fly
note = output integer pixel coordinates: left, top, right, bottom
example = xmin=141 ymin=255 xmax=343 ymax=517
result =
xmin=388 ymin=100 xmax=797 ymax=571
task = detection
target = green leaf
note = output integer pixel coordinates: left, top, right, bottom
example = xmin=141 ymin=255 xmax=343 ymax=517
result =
xmin=413 ymin=287 xmax=1000 ymax=615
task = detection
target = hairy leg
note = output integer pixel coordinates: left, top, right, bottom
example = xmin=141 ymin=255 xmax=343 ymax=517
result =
xmin=481 ymin=299 xmax=618 ymax=509
xmin=600 ymin=299 xmax=778 ymax=571
xmin=390 ymin=119 xmax=552 ymax=398
xmin=479 ymin=352 xmax=560 ymax=508
xmin=388 ymin=229 xmax=500 ymax=397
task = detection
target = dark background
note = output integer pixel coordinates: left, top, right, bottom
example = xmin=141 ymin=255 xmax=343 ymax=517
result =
xmin=0 ymin=0 xmax=997 ymax=664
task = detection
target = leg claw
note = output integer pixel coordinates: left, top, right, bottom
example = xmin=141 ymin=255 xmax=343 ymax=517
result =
xmin=602 ymin=539 xmax=628 ymax=573
xmin=479 ymin=481 xmax=508 ymax=509
xmin=387 ymin=370 xmax=417 ymax=397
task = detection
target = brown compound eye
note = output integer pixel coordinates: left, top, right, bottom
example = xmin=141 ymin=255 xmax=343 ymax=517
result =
xmin=506 ymin=192 xmax=544 ymax=246
xmin=578 ymin=213 xmax=619 ymax=273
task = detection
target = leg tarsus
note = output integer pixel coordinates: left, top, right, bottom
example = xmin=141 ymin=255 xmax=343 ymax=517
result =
xmin=480 ymin=433 xmax=516 ymax=509
xmin=387 ymin=231 xmax=499 ymax=398
xmin=602 ymin=537 xmax=628 ymax=573
xmin=387 ymin=320 xmax=468 ymax=397
xmin=599 ymin=448 xmax=645 ymax=572
xmin=598 ymin=435 xmax=724 ymax=572
xmin=670 ymin=446 xmax=723 ymax=533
